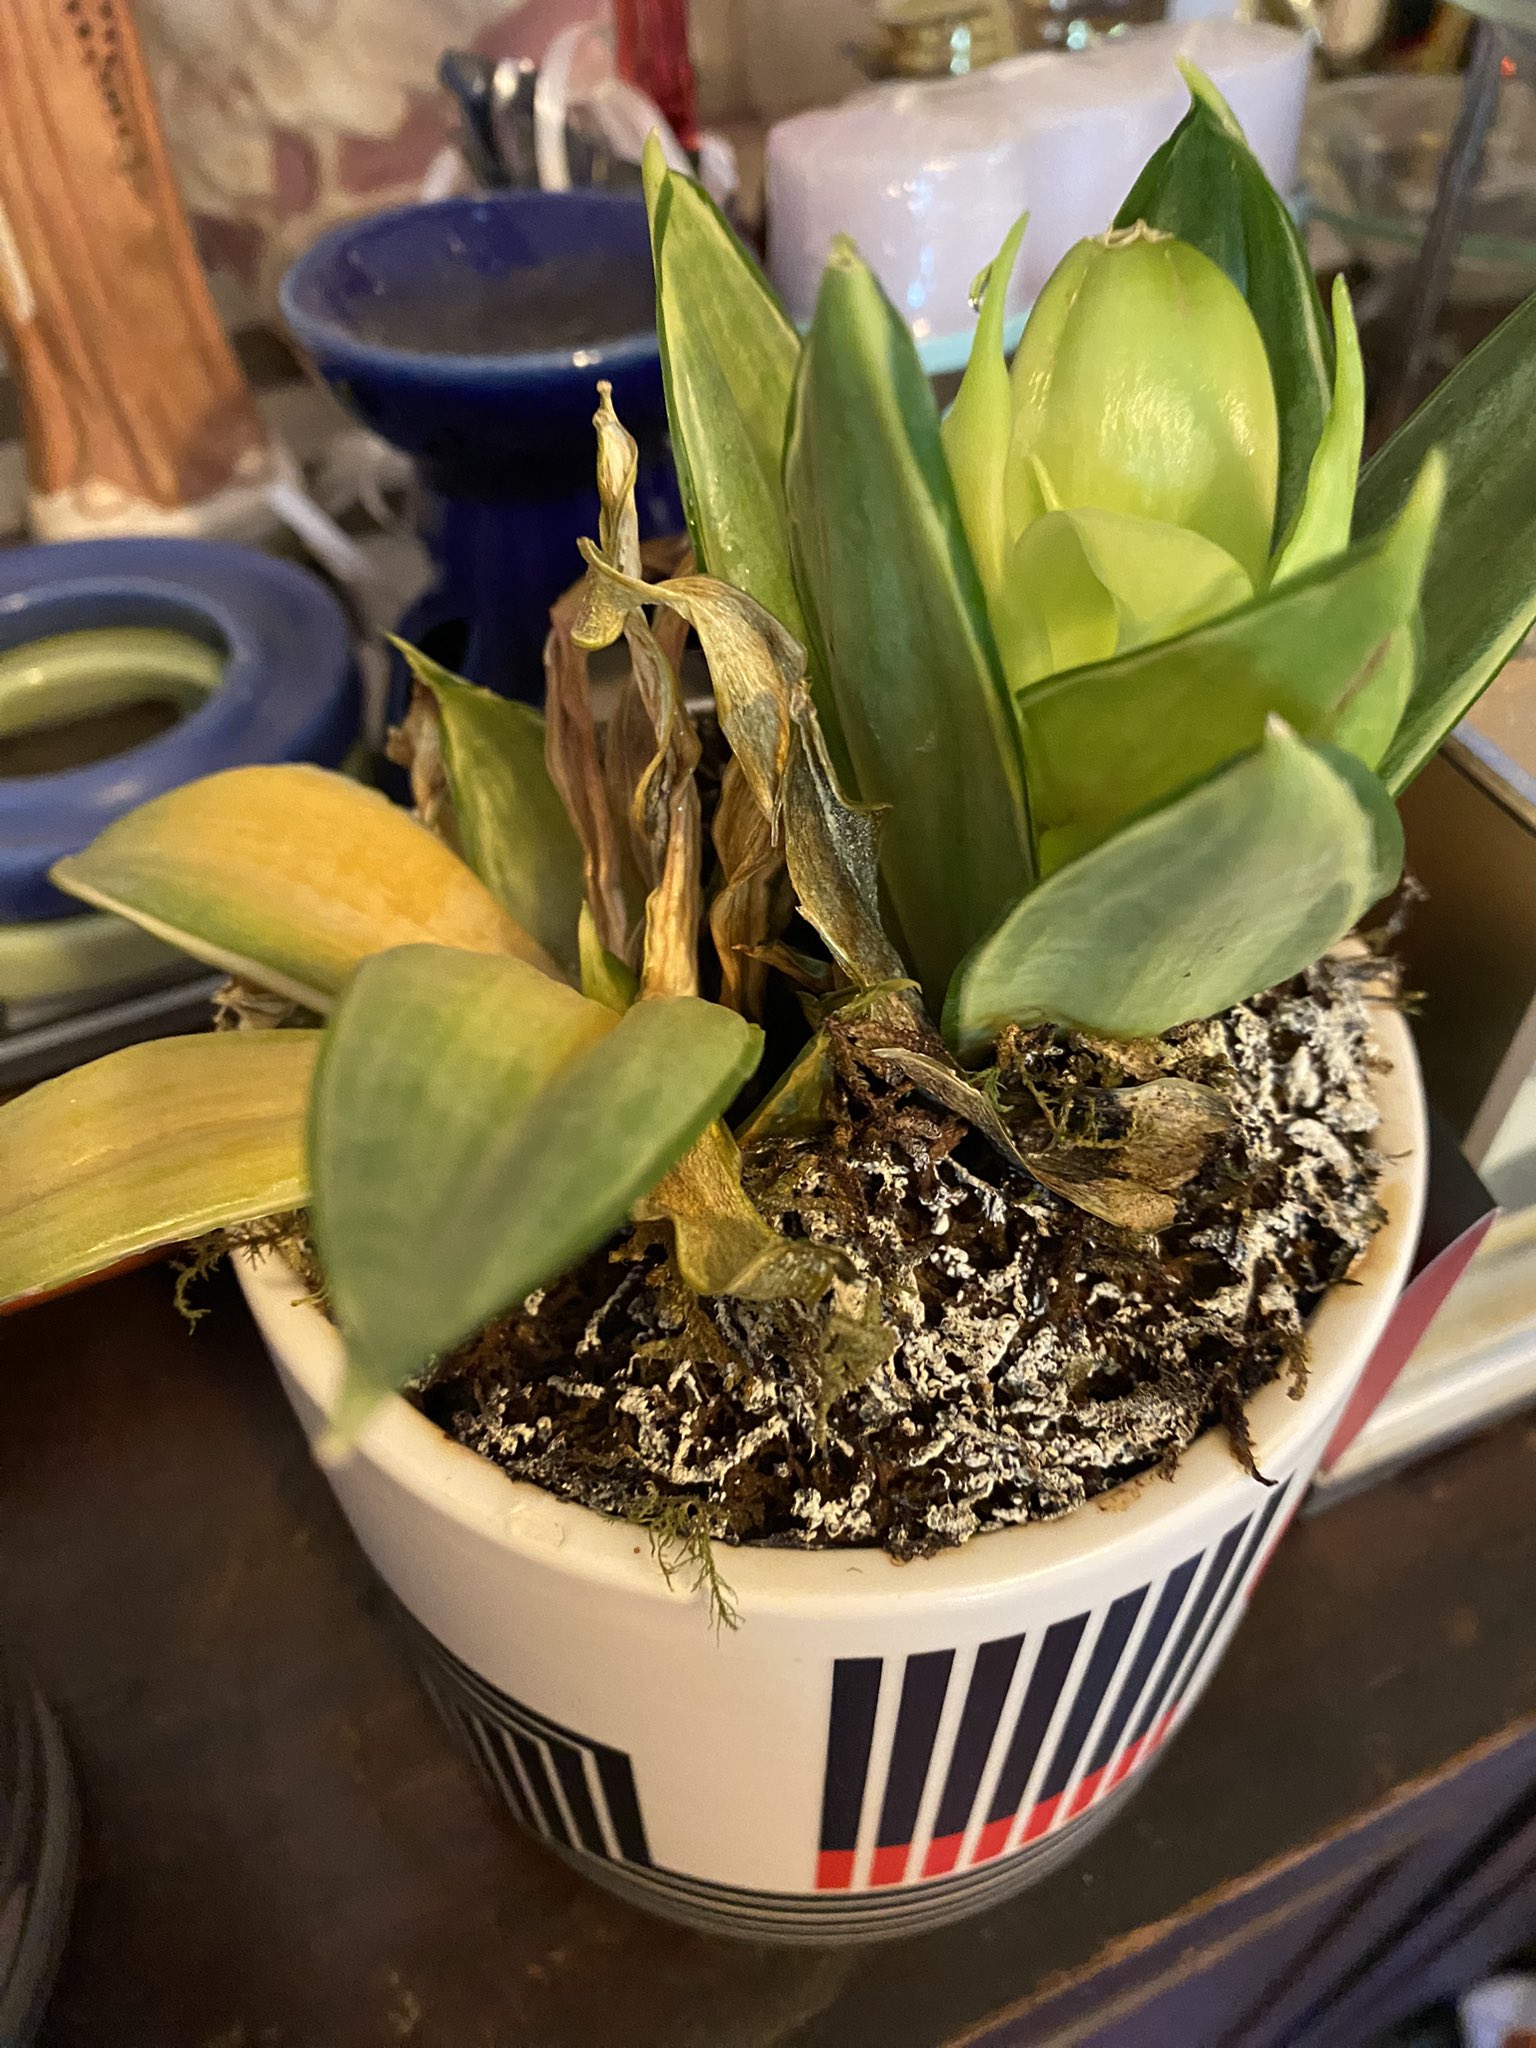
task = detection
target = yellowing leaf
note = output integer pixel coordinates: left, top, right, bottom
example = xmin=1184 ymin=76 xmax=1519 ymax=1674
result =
xmin=53 ymin=765 xmax=557 ymax=1008
xmin=637 ymin=1120 xmax=847 ymax=1302
xmin=0 ymin=1030 xmax=318 ymax=1306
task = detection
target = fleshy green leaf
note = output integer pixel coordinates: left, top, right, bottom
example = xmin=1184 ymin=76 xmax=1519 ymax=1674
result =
xmin=309 ymin=946 xmax=761 ymax=1427
xmin=643 ymin=137 xmax=805 ymax=639
xmin=0 ymin=1031 xmax=318 ymax=1306
xmin=391 ymin=640 xmax=584 ymax=974
xmin=945 ymin=720 xmax=1400 ymax=1053
xmin=1015 ymin=455 xmax=1443 ymax=872
xmin=53 ymin=766 xmax=557 ymax=1008
xmin=784 ymin=237 xmax=1034 ymax=1006
xmin=942 ymin=211 xmax=1028 ymax=598
xmin=578 ymin=903 xmax=638 ymax=1012
xmin=1116 ymin=62 xmax=1333 ymax=544
xmin=1005 ymin=226 xmax=1278 ymax=586
xmin=1272 ymin=276 xmax=1366 ymax=586
xmin=995 ymin=505 xmax=1251 ymax=692
xmin=1358 ymin=288 xmax=1536 ymax=792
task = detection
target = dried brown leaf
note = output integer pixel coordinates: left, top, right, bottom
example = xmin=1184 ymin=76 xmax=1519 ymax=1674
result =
xmin=385 ymin=684 xmax=454 ymax=843
xmin=710 ymin=758 xmax=788 ymax=1016
xmin=1109 ymin=1077 xmax=1235 ymax=1191
xmin=589 ymin=386 xmax=703 ymax=1001
xmin=543 ymin=586 xmax=634 ymax=967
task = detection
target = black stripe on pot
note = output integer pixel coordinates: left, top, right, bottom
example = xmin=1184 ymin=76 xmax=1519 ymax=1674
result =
xmin=471 ymin=1722 xmax=535 ymax=1831
xmin=921 ymin=1634 xmax=1025 ymax=1877
xmin=1062 ymin=1552 xmax=1205 ymax=1820
xmin=1113 ymin=1481 xmax=1293 ymax=1786
xmin=816 ymin=1657 xmax=883 ymax=1890
xmin=1157 ymin=1481 xmax=1293 ymax=1732
xmin=510 ymin=1733 xmax=575 ymax=1848
xmin=974 ymin=1613 xmax=1090 ymax=1862
xmin=400 ymin=1617 xmax=652 ymax=1869
xmin=1118 ymin=1513 xmax=1253 ymax=1772
xmin=1021 ymin=1585 xmax=1150 ymax=1842
xmin=870 ymin=1650 xmax=954 ymax=1886
xmin=813 ymin=1484 xmax=1307 ymax=1891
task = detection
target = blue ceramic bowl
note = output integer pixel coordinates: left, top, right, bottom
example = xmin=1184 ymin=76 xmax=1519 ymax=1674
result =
xmin=279 ymin=189 xmax=668 ymax=498
xmin=0 ymin=539 xmax=358 ymax=922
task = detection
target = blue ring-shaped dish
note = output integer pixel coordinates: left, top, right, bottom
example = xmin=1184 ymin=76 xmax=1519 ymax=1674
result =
xmin=0 ymin=539 xmax=359 ymax=923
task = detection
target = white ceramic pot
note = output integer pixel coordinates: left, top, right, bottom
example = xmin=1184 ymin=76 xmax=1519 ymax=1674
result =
xmin=238 ymin=1006 xmax=1425 ymax=1944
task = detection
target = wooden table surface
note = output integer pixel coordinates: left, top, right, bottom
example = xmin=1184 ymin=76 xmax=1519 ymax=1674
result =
xmin=2 ymin=1263 xmax=1534 ymax=2048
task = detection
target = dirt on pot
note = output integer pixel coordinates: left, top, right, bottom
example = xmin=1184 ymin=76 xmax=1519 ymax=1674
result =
xmin=414 ymin=953 xmax=1391 ymax=1563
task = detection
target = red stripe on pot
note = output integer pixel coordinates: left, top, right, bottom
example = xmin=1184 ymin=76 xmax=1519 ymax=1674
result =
xmin=1021 ymin=1790 xmax=1064 ymax=1843
xmin=1106 ymin=1732 xmax=1149 ymax=1792
xmin=869 ymin=1842 xmax=912 ymax=1887
xmin=1063 ymin=1760 xmax=1112 ymax=1821
xmin=973 ymin=1815 xmax=1015 ymax=1863
xmin=817 ymin=1657 xmax=882 ymax=1878
xmin=922 ymin=1832 xmax=965 ymax=1877
xmin=816 ymin=1848 xmax=856 ymax=1891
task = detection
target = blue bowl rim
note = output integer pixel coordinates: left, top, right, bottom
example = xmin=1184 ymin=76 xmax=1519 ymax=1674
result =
xmin=278 ymin=187 xmax=662 ymax=385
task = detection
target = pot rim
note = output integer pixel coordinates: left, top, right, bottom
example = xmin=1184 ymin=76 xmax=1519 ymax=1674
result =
xmin=240 ymin=998 xmax=1426 ymax=1617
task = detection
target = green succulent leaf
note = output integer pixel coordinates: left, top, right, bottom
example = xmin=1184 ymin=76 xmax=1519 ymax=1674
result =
xmin=309 ymin=945 xmax=762 ymax=1430
xmin=1358 ymin=288 xmax=1536 ymax=792
xmin=391 ymin=640 xmax=585 ymax=974
xmin=578 ymin=902 xmax=638 ymax=1011
xmin=995 ymin=504 xmax=1252 ymax=692
xmin=52 ymin=765 xmax=557 ymax=1008
xmin=945 ymin=720 xmax=1398 ymax=1053
xmin=784 ymin=236 xmax=1034 ymax=1006
xmin=643 ymin=137 xmax=806 ymax=639
xmin=942 ymin=210 xmax=1028 ymax=598
xmin=1006 ymin=226 xmax=1278 ymax=586
xmin=1116 ymin=62 xmax=1333 ymax=544
xmin=0 ymin=1030 xmax=318 ymax=1307
xmin=1016 ymin=454 xmax=1443 ymax=872
xmin=1272 ymin=276 xmax=1366 ymax=586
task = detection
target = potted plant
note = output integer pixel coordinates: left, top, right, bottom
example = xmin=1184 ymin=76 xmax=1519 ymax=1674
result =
xmin=4 ymin=77 xmax=1535 ymax=1942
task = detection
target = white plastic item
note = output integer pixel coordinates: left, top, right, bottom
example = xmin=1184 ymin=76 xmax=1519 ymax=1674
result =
xmin=238 ymin=1005 xmax=1424 ymax=1944
xmin=1462 ymin=1975 xmax=1536 ymax=2048
xmin=533 ymin=23 xmax=691 ymax=193
xmin=765 ymin=18 xmax=1313 ymax=372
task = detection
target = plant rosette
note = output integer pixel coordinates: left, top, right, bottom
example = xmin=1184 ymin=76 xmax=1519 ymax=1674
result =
xmin=237 ymin=1002 xmax=1422 ymax=1940
xmin=4 ymin=70 xmax=1534 ymax=1942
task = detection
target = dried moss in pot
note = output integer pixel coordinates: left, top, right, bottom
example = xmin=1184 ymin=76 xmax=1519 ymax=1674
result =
xmin=417 ymin=954 xmax=1388 ymax=1561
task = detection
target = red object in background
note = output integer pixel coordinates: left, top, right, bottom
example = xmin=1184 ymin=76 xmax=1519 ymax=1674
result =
xmin=613 ymin=0 xmax=698 ymax=150
xmin=1320 ymin=1108 xmax=1499 ymax=1473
